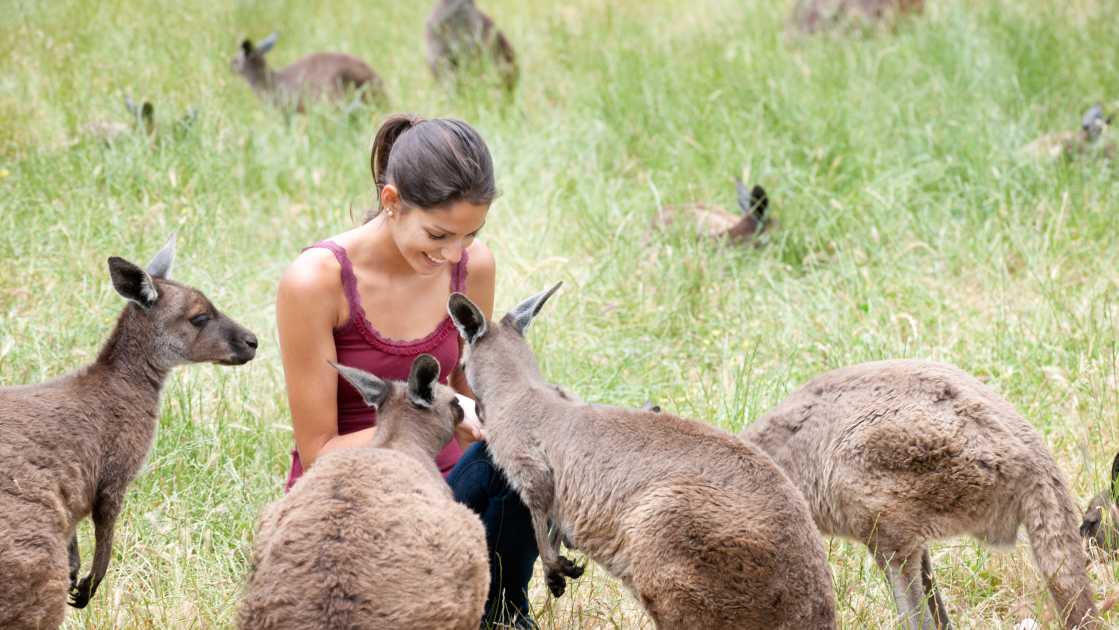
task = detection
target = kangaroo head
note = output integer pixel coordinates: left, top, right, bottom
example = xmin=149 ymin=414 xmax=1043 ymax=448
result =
xmin=331 ymin=354 xmax=463 ymax=458
xmin=447 ymin=283 xmax=562 ymax=401
xmin=1081 ymin=105 xmax=1109 ymax=143
xmin=231 ymin=33 xmax=277 ymax=85
xmin=123 ymin=95 xmax=156 ymax=136
xmin=1080 ymin=451 xmax=1119 ymax=558
xmin=107 ymin=235 xmax=258 ymax=368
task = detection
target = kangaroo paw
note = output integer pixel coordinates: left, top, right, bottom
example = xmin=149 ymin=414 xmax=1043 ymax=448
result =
xmin=546 ymin=570 xmax=567 ymax=598
xmin=68 ymin=576 xmax=94 ymax=609
xmin=557 ymin=555 xmax=584 ymax=579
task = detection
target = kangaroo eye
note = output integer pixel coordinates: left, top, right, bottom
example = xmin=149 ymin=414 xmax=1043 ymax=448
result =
xmin=189 ymin=314 xmax=211 ymax=328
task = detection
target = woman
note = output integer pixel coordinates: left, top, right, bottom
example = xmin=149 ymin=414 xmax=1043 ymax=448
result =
xmin=276 ymin=114 xmax=539 ymax=629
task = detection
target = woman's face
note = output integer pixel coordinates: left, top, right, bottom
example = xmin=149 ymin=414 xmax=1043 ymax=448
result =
xmin=386 ymin=191 xmax=489 ymax=276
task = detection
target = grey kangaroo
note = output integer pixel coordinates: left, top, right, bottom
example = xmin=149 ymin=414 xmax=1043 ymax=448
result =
xmin=447 ymin=285 xmax=836 ymax=629
xmin=741 ymin=360 xmax=1100 ymax=629
xmin=0 ymin=236 xmax=258 ymax=630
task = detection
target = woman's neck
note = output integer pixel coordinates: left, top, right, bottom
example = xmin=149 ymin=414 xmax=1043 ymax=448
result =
xmin=350 ymin=215 xmax=415 ymax=278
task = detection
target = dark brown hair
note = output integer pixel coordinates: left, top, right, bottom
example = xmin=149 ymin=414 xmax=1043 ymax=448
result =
xmin=365 ymin=114 xmax=497 ymax=222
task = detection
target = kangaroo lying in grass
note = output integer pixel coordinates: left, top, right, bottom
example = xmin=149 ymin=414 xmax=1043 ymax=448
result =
xmin=238 ymin=355 xmax=488 ymax=630
xmin=231 ymin=33 xmax=387 ymax=111
xmin=791 ymin=0 xmax=925 ymax=33
xmin=448 ymin=285 xmax=836 ymax=630
xmin=84 ymin=96 xmax=198 ymax=145
xmin=653 ymin=178 xmax=770 ymax=245
xmin=740 ymin=360 xmax=1100 ymax=629
xmin=1024 ymin=105 xmax=1115 ymax=161
xmin=0 ymin=236 xmax=258 ymax=630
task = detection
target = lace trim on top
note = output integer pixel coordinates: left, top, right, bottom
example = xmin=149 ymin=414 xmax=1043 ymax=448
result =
xmin=305 ymin=241 xmax=469 ymax=356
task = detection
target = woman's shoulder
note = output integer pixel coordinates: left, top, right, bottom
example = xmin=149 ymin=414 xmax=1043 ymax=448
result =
xmin=465 ymin=239 xmax=495 ymax=282
xmin=278 ymin=244 xmax=344 ymax=303
xmin=463 ymin=240 xmax=496 ymax=318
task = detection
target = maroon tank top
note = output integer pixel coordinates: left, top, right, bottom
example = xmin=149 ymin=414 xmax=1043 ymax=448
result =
xmin=284 ymin=240 xmax=468 ymax=491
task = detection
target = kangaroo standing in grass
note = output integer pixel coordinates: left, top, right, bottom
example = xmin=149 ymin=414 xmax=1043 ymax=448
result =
xmin=231 ymin=33 xmax=387 ymax=111
xmin=448 ymin=286 xmax=836 ymax=630
xmin=741 ymin=360 xmax=1100 ymax=629
xmin=238 ymin=355 xmax=488 ymax=630
xmin=0 ymin=236 xmax=258 ymax=630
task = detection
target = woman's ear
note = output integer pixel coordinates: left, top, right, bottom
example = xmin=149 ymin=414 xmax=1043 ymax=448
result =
xmin=380 ymin=185 xmax=400 ymax=217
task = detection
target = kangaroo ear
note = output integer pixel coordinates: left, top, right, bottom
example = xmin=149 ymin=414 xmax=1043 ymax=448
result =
xmin=256 ymin=32 xmax=278 ymax=55
xmin=1083 ymin=105 xmax=1103 ymax=130
xmin=448 ymin=293 xmax=487 ymax=344
xmin=735 ymin=177 xmax=751 ymax=215
xmin=108 ymin=257 xmax=159 ymax=309
xmin=124 ymin=94 xmax=139 ymax=117
xmin=1081 ymin=507 xmax=1102 ymax=539
xmin=146 ymin=234 xmax=176 ymax=279
xmin=407 ymin=354 xmax=441 ymax=408
xmin=507 ymin=282 xmax=563 ymax=336
xmin=1109 ymin=452 xmax=1119 ymax=500
xmin=140 ymin=102 xmax=155 ymax=135
xmin=330 ymin=361 xmax=390 ymax=409
xmin=241 ymin=39 xmax=254 ymax=56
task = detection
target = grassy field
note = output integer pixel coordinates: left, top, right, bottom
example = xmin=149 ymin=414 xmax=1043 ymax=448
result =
xmin=2 ymin=0 xmax=1118 ymax=627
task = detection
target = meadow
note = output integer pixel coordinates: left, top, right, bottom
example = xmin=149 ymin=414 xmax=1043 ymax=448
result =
xmin=1 ymin=0 xmax=1118 ymax=627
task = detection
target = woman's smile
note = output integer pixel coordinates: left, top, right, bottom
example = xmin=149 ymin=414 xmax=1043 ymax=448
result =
xmin=423 ymin=251 xmax=447 ymax=267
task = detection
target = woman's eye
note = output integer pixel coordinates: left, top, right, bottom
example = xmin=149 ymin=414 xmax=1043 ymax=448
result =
xmin=427 ymin=232 xmax=447 ymax=241
xmin=189 ymin=314 xmax=210 ymax=328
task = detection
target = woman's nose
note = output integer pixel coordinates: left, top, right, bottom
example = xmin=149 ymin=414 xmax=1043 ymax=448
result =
xmin=442 ymin=242 xmax=464 ymax=264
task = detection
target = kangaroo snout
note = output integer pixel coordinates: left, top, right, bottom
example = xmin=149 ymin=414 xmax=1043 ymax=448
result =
xmin=224 ymin=329 xmax=258 ymax=365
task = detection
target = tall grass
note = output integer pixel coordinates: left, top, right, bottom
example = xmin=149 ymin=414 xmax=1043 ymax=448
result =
xmin=1 ymin=0 xmax=1117 ymax=627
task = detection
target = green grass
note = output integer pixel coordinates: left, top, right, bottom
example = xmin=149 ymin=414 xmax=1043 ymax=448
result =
xmin=2 ymin=0 xmax=1118 ymax=627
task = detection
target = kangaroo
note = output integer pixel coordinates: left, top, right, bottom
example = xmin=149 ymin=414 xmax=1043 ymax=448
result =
xmin=1024 ymin=105 xmax=1115 ymax=160
xmin=741 ymin=360 xmax=1100 ymax=629
xmin=792 ymin=0 xmax=925 ymax=33
xmin=0 ymin=236 xmax=258 ymax=630
xmin=1081 ymin=452 xmax=1119 ymax=559
xmin=238 ymin=355 xmax=488 ymax=630
xmin=447 ymin=285 xmax=836 ymax=629
xmin=85 ymin=96 xmax=198 ymax=145
xmin=425 ymin=0 xmax=518 ymax=91
xmin=231 ymin=33 xmax=387 ymax=111
xmin=653 ymin=178 xmax=770 ymax=245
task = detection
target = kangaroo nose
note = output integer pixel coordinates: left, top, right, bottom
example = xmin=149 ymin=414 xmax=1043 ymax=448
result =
xmin=243 ymin=333 xmax=259 ymax=350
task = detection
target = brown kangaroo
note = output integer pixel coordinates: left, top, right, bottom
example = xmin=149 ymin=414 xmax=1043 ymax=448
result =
xmin=1024 ymin=105 xmax=1115 ymax=161
xmin=447 ymin=285 xmax=836 ymax=630
xmin=741 ymin=360 xmax=1100 ymax=629
xmin=792 ymin=0 xmax=925 ymax=33
xmin=231 ymin=33 xmax=387 ymax=111
xmin=653 ymin=178 xmax=771 ymax=245
xmin=238 ymin=355 xmax=488 ymax=630
xmin=0 ymin=236 xmax=258 ymax=630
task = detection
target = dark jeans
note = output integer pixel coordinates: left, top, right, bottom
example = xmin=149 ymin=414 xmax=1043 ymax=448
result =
xmin=448 ymin=442 xmax=539 ymax=628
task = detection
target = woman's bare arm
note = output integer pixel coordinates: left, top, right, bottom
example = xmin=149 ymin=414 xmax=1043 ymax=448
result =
xmin=277 ymin=249 xmax=375 ymax=471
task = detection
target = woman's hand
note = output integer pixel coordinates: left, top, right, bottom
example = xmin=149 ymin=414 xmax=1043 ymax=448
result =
xmin=454 ymin=394 xmax=485 ymax=445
